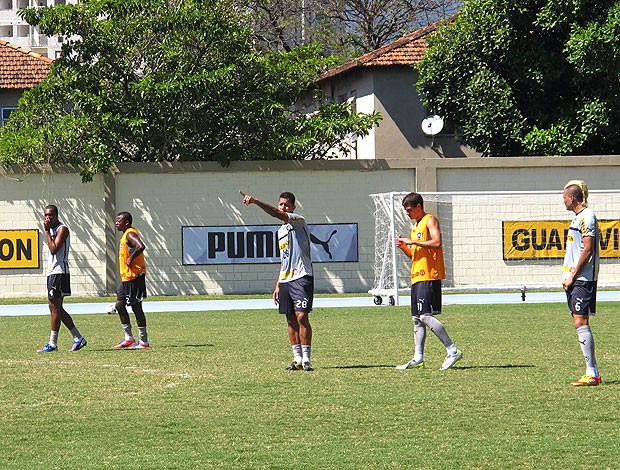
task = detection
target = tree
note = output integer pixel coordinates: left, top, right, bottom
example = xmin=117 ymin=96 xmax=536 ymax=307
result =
xmin=0 ymin=0 xmax=380 ymax=182
xmin=245 ymin=0 xmax=461 ymax=59
xmin=416 ymin=0 xmax=620 ymax=156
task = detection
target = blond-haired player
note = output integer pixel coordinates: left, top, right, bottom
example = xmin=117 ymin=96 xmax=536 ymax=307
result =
xmin=562 ymin=180 xmax=601 ymax=386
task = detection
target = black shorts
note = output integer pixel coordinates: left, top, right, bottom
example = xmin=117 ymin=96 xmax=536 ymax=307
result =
xmin=47 ymin=273 xmax=71 ymax=299
xmin=117 ymin=274 xmax=147 ymax=306
xmin=566 ymin=280 xmax=597 ymax=316
xmin=278 ymin=276 xmax=314 ymax=315
xmin=411 ymin=280 xmax=442 ymax=316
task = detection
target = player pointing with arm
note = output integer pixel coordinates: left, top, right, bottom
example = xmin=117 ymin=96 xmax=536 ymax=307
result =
xmin=395 ymin=192 xmax=462 ymax=371
xmin=240 ymin=190 xmax=315 ymax=371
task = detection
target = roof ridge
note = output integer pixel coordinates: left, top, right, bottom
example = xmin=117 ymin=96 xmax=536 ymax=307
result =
xmin=0 ymin=39 xmax=54 ymax=64
xmin=356 ymin=14 xmax=456 ymax=65
xmin=315 ymin=14 xmax=457 ymax=83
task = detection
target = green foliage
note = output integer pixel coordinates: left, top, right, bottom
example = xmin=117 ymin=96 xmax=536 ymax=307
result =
xmin=0 ymin=0 xmax=380 ymax=182
xmin=417 ymin=0 xmax=620 ymax=156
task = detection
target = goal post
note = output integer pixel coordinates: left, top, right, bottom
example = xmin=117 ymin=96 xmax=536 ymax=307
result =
xmin=369 ymin=190 xmax=620 ymax=305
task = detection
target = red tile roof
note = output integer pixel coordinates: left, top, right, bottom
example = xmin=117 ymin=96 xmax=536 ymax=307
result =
xmin=0 ymin=40 xmax=53 ymax=89
xmin=315 ymin=14 xmax=456 ymax=83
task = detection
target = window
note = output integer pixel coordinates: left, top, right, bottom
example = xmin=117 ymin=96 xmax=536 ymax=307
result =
xmin=1 ymin=107 xmax=18 ymax=126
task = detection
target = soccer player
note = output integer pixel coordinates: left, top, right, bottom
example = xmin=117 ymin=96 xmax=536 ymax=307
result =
xmin=37 ymin=204 xmax=87 ymax=353
xmin=240 ymin=190 xmax=314 ymax=371
xmin=395 ymin=192 xmax=462 ymax=370
xmin=562 ymin=180 xmax=601 ymax=386
xmin=113 ymin=211 xmax=149 ymax=349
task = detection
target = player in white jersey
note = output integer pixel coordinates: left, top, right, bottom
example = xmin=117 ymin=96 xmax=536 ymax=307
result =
xmin=37 ymin=205 xmax=87 ymax=353
xmin=562 ymin=181 xmax=601 ymax=386
xmin=240 ymin=190 xmax=315 ymax=371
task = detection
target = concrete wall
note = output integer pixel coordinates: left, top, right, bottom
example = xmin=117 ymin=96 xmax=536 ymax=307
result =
xmin=2 ymin=156 xmax=620 ymax=298
xmin=0 ymin=169 xmax=106 ymax=297
xmin=1 ymin=161 xmax=416 ymax=298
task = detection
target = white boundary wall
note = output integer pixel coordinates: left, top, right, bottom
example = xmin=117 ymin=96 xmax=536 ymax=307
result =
xmin=380 ymin=191 xmax=620 ymax=293
xmin=0 ymin=172 xmax=106 ymax=297
xmin=2 ymin=157 xmax=620 ymax=298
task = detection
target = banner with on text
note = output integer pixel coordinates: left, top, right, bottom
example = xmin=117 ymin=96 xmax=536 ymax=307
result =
xmin=182 ymin=224 xmax=358 ymax=265
xmin=502 ymin=220 xmax=620 ymax=260
xmin=0 ymin=229 xmax=40 ymax=269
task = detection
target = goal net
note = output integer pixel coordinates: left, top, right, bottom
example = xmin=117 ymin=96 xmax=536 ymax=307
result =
xmin=369 ymin=190 xmax=620 ymax=304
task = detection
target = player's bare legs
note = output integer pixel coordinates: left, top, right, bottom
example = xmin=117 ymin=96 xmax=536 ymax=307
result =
xmin=132 ymin=303 xmax=147 ymax=328
xmin=115 ymin=299 xmax=132 ymax=325
xmin=286 ymin=312 xmax=301 ymax=345
xmin=113 ymin=300 xmax=136 ymax=348
xmin=285 ymin=311 xmax=313 ymax=370
xmin=113 ymin=300 xmax=149 ymax=349
xmin=39 ymin=297 xmax=84 ymax=353
xmin=296 ymin=311 xmax=312 ymax=345
xmin=49 ymin=297 xmax=78 ymax=330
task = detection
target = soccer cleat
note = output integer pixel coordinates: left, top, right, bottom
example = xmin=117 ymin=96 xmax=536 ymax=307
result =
xmin=68 ymin=337 xmax=87 ymax=352
xmin=130 ymin=341 xmax=150 ymax=350
xmin=303 ymin=361 xmax=314 ymax=371
xmin=285 ymin=361 xmax=303 ymax=371
xmin=440 ymin=349 xmax=463 ymax=370
xmin=395 ymin=358 xmax=425 ymax=370
xmin=113 ymin=338 xmax=136 ymax=349
xmin=37 ymin=343 xmax=58 ymax=353
xmin=571 ymin=375 xmax=602 ymax=386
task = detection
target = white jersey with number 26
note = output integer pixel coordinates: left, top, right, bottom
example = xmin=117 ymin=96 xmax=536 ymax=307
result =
xmin=277 ymin=212 xmax=313 ymax=283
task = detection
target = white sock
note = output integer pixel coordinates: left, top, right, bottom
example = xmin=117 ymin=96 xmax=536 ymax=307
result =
xmin=577 ymin=325 xmax=598 ymax=377
xmin=291 ymin=344 xmax=302 ymax=364
xmin=302 ymin=344 xmax=311 ymax=364
xmin=49 ymin=330 xmax=59 ymax=347
xmin=122 ymin=324 xmax=134 ymax=341
xmin=446 ymin=344 xmax=458 ymax=356
xmin=138 ymin=326 xmax=148 ymax=344
xmin=412 ymin=317 xmax=426 ymax=360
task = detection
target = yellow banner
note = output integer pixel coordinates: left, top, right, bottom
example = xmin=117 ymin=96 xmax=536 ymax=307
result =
xmin=0 ymin=230 xmax=40 ymax=269
xmin=503 ymin=220 xmax=620 ymax=260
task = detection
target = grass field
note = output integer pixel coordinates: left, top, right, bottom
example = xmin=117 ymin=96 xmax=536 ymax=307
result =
xmin=2 ymin=301 xmax=620 ymax=469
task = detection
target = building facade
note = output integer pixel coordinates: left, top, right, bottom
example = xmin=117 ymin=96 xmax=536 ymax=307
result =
xmin=304 ymin=15 xmax=480 ymax=160
xmin=0 ymin=0 xmax=76 ymax=59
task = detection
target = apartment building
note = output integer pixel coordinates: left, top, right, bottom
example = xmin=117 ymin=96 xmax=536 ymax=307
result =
xmin=0 ymin=0 xmax=76 ymax=58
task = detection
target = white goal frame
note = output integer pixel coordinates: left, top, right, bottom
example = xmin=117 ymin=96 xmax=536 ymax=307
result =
xmin=369 ymin=190 xmax=620 ymax=306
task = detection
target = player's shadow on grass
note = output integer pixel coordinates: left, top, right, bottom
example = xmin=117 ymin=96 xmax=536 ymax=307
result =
xmin=159 ymin=343 xmax=214 ymax=349
xmin=327 ymin=365 xmax=397 ymax=369
xmin=85 ymin=344 xmax=214 ymax=352
xmin=456 ymin=364 xmax=535 ymax=370
xmin=601 ymin=379 xmax=620 ymax=385
xmin=326 ymin=364 xmax=535 ymax=370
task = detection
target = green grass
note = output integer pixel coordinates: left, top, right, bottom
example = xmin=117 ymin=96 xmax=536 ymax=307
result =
xmin=2 ymin=302 xmax=620 ymax=469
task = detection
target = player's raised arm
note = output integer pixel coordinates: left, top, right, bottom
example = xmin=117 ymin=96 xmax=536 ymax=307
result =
xmin=239 ymin=190 xmax=289 ymax=222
